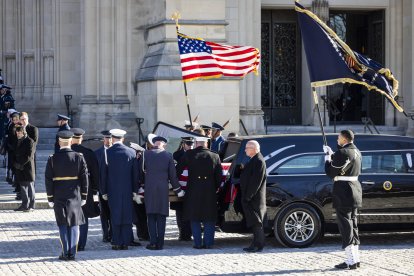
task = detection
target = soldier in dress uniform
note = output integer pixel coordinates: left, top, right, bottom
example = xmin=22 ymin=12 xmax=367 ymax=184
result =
xmin=101 ymin=129 xmax=140 ymax=250
xmin=324 ymin=130 xmax=362 ymax=270
xmin=129 ymin=142 xmax=149 ymax=242
xmin=139 ymin=135 xmax=184 ymax=250
xmin=171 ymin=137 xmax=194 ymax=241
xmin=94 ymin=130 xmax=112 ymax=243
xmin=211 ymin=122 xmax=225 ymax=153
xmin=176 ymin=136 xmax=222 ymax=249
xmin=70 ymin=128 xmax=100 ymax=251
xmin=200 ymin=125 xmax=212 ymax=139
xmin=54 ymin=114 xmax=70 ymax=153
xmin=0 ymin=84 xmax=15 ymax=140
xmin=45 ymin=130 xmax=88 ymax=261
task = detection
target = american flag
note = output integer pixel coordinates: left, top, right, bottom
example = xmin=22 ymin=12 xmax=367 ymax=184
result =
xmin=178 ymin=163 xmax=231 ymax=190
xmin=178 ymin=33 xmax=261 ymax=82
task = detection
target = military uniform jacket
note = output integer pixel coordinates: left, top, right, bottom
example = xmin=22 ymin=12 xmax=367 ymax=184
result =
xmin=72 ymin=144 xmax=100 ymax=218
xmin=45 ymin=148 xmax=89 ymax=226
xmin=139 ymin=147 xmax=181 ymax=216
xmin=325 ymin=143 xmax=362 ymax=209
xmin=13 ymin=136 xmax=35 ymax=182
xmin=240 ymin=153 xmax=267 ymax=228
xmin=211 ymin=135 xmax=225 ymax=153
xmin=176 ymin=146 xmax=222 ymax=222
xmin=101 ymin=142 xmax=139 ymax=225
xmin=54 ymin=123 xmax=70 ymax=153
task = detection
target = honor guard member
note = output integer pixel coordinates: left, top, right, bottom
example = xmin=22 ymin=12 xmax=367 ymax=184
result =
xmin=176 ymin=136 xmax=222 ymax=249
xmin=171 ymin=137 xmax=194 ymax=241
xmin=139 ymin=135 xmax=184 ymax=250
xmin=45 ymin=130 xmax=89 ymax=261
xmin=130 ymin=142 xmax=150 ymax=242
xmin=54 ymin=114 xmax=70 ymax=153
xmin=211 ymin=122 xmax=225 ymax=153
xmin=71 ymin=128 xmax=100 ymax=251
xmin=200 ymin=125 xmax=213 ymax=138
xmin=94 ymin=130 xmax=112 ymax=243
xmin=0 ymin=84 xmax=14 ymax=140
xmin=101 ymin=129 xmax=140 ymax=250
xmin=324 ymin=130 xmax=362 ymax=270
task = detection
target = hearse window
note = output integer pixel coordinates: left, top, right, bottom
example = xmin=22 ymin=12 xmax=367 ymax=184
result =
xmin=271 ymin=154 xmax=325 ymax=175
xmin=361 ymin=152 xmax=408 ymax=174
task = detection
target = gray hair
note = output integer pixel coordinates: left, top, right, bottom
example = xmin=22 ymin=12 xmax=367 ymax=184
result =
xmin=246 ymin=140 xmax=260 ymax=152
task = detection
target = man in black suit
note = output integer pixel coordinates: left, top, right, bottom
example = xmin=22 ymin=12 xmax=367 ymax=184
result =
xmin=70 ymin=128 xmax=100 ymax=251
xmin=240 ymin=140 xmax=267 ymax=253
xmin=176 ymin=136 xmax=222 ymax=249
xmin=13 ymin=126 xmax=36 ymax=212
xmin=54 ymin=114 xmax=70 ymax=153
xmin=20 ymin=112 xmax=38 ymax=194
xmin=324 ymin=130 xmax=362 ymax=270
xmin=45 ymin=130 xmax=88 ymax=261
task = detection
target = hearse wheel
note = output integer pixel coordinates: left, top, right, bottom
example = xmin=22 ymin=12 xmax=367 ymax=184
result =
xmin=274 ymin=203 xmax=322 ymax=248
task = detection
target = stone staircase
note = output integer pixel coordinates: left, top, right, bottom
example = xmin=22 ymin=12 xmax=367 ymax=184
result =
xmin=0 ymin=128 xmax=57 ymax=210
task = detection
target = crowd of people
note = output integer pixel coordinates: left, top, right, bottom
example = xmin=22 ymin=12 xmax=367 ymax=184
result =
xmin=45 ymin=117 xmax=267 ymax=261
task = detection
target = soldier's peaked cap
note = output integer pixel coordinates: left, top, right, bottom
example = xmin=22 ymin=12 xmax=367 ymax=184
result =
xmin=181 ymin=136 xmax=194 ymax=143
xmin=71 ymin=128 xmax=85 ymax=138
xmin=152 ymin=136 xmax=168 ymax=143
xmin=57 ymin=130 xmax=74 ymax=140
xmin=100 ymin=130 xmax=111 ymax=138
xmin=109 ymin=128 xmax=127 ymax=138
xmin=57 ymin=114 xmax=70 ymax=121
xmin=211 ymin=122 xmax=224 ymax=131
xmin=194 ymin=136 xmax=210 ymax=142
xmin=200 ymin=125 xmax=212 ymax=130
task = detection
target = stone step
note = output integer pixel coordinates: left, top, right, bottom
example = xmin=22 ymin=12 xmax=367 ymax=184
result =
xmin=265 ymin=125 xmax=405 ymax=136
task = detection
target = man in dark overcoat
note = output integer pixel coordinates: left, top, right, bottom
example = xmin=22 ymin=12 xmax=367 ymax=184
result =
xmin=45 ymin=130 xmax=88 ymax=261
xmin=71 ymin=128 xmax=100 ymax=251
xmin=54 ymin=114 xmax=70 ymax=153
xmin=324 ymin=130 xmax=362 ymax=270
xmin=139 ymin=136 xmax=184 ymax=250
xmin=13 ymin=126 xmax=35 ymax=211
xmin=101 ymin=129 xmax=139 ymax=250
xmin=94 ymin=130 xmax=112 ymax=243
xmin=176 ymin=136 xmax=222 ymax=249
xmin=240 ymin=140 xmax=267 ymax=253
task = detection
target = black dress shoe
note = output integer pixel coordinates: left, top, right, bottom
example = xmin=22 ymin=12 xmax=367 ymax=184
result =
xmin=77 ymin=247 xmax=85 ymax=251
xmin=243 ymin=246 xmax=263 ymax=253
xmin=334 ymin=262 xmax=357 ymax=270
xmin=146 ymin=244 xmax=158 ymax=250
xmin=102 ymin=237 xmax=111 ymax=243
xmin=130 ymin=241 xmax=141 ymax=246
xmin=112 ymin=245 xmax=121 ymax=250
xmin=13 ymin=206 xmax=27 ymax=212
xmin=58 ymin=254 xmax=68 ymax=261
xmin=121 ymin=245 xmax=128 ymax=250
xmin=193 ymin=245 xmax=203 ymax=249
xmin=357 ymin=262 xmax=361 ymax=268
xmin=67 ymin=254 xmax=76 ymax=261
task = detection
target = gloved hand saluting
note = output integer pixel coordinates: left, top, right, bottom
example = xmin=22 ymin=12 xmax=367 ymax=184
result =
xmin=177 ymin=190 xmax=185 ymax=198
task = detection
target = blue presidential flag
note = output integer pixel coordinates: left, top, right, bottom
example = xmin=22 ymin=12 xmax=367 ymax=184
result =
xmin=295 ymin=2 xmax=403 ymax=112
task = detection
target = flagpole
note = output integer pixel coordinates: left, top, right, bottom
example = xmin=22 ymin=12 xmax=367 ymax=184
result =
xmin=172 ymin=11 xmax=193 ymax=128
xmin=312 ymin=87 xmax=328 ymax=146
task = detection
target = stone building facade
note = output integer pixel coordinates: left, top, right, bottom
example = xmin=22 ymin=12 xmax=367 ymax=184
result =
xmin=1 ymin=0 xmax=413 ymax=138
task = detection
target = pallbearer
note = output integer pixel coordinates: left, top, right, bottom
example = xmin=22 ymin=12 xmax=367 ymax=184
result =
xmin=45 ymin=130 xmax=88 ymax=261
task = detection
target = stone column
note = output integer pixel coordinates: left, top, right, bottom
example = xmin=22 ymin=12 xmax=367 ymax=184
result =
xmin=238 ymin=0 xmax=264 ymax=134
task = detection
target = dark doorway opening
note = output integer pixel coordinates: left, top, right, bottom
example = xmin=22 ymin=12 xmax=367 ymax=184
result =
xmin=261 ymin=10 xmax=302 ymax=125
xmin=327 ymin=10 xmax=385 ymax=125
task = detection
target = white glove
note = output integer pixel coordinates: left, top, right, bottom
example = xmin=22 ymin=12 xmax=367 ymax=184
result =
xmin=48 ymin=202 xmax=54 ymax=208
xmin=177 ymin=190 xmax=185 ymax=198
xmin=102 ymin=194 xmax=108 ymax=201
xmin=133 ymin=193 xmax=143 ymax=204
xmin=138 ymin=187 xmax=145 ymax=194
xmin=81 ymin=200 xmax=86 ymax=206
xmin=324 ymin=155 xmax=331 ymax=162
xmin=323 ymin=145 xmax=334 ymax=155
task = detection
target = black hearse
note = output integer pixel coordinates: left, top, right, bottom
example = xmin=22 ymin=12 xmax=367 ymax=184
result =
xmin=219 ymin=133 xmax=414 ymax=248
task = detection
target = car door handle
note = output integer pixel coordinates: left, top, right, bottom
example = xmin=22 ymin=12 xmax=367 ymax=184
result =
xmin=361 ymin=181 xmax=375 ymax=185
